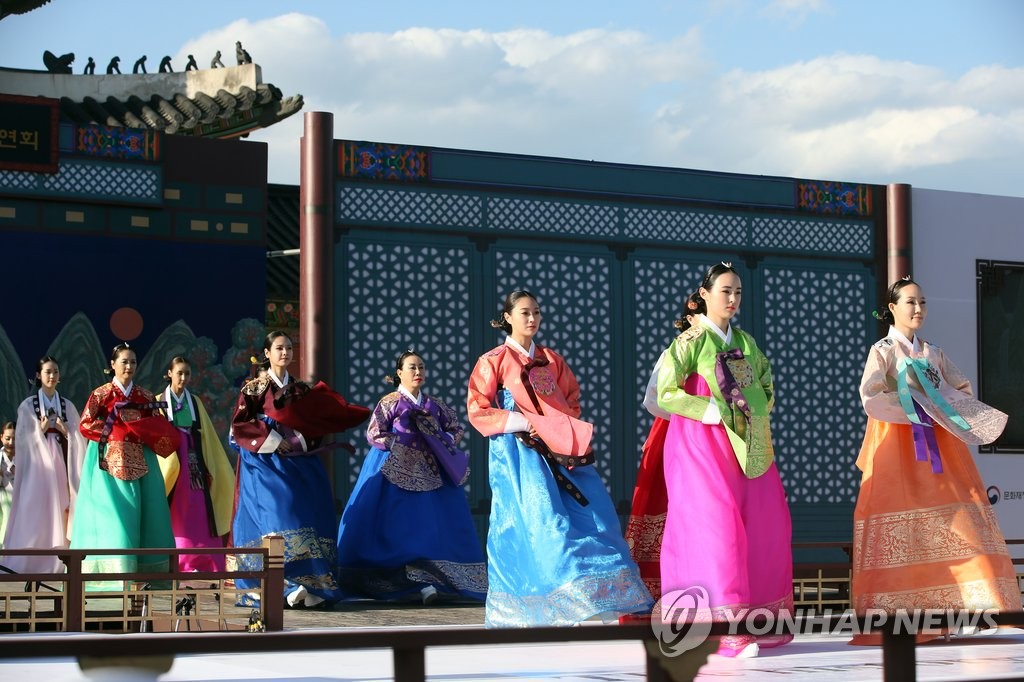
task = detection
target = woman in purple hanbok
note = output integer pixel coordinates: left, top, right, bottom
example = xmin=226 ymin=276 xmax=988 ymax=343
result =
xmin=337 ymin=349 xmax=486 ymax=603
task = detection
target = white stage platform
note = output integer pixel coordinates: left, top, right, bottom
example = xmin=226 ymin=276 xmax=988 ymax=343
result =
xmin=1 ymin=628 xmax=1023 ymax=681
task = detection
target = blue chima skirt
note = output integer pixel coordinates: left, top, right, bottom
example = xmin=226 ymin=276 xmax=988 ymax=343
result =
xmin=483 ymin=390 xmax=652 ymax=627
xmin=336 ymin=445 xmax=487 ymax=601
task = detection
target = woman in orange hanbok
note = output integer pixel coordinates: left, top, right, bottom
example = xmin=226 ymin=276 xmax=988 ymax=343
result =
xmin=852 ymin=277 xmax=1021 ymax=644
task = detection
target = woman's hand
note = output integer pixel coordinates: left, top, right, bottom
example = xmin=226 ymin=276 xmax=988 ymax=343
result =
xmin=54 ymin=416 xmax=69 ymax=437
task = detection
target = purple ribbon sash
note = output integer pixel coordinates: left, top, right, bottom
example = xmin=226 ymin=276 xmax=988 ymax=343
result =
xmin=714 ymin=348 xmax=751 ymax=419
xmin=911 ymin=401 xmax=943 ymax=474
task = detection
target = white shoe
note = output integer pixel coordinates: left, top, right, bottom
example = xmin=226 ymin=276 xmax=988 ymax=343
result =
xmin=735 ymin=642 xmax=759 ymax=659
xmin=420 ymin=585 xmax=438 ymax=605
xmin=286 ymin=586 xmax=308 ymax=607
xmin=304 ymin=592 xmax=325 ymax=608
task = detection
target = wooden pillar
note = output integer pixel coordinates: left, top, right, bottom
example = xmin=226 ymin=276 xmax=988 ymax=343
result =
xmin=886 ymin=183 xmax=912 ymax=285
xmin=262 ymin=535 xmax=286 ymax=632
xmin=62 ymin=551 xmax=83 ymax=631
xmin=881 ymin=630 xmax=917 ymax=681
xmin=299 ymin=111 xmax=335 ymax=384
xmin=393 ymin=645 xmax=427 ymax=682
xmin=299 ymin=112 xmax=336 ymax=486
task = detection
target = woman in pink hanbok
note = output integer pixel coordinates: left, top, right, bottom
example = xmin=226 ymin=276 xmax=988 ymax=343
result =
xmin=0 ymin=422 xmax=15 ymax=547
xmin=157 ymin=356 xmax=234 ymax=572
xmin=3 ymin=356 xmax=85 ymax=574
xmin=655 ymin=263 xmax=792 ymax=658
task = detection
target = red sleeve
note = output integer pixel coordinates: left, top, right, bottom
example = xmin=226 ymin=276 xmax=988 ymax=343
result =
xmin=79 ymin=386 xmax=108 ymax=442
xmin=231 ymin=379 xmax=279 ymax=453
xmin=466 ymin=351 xmax=512 ymax=437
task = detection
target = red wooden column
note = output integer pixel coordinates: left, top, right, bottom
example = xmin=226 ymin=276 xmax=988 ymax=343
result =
xmin=886 ymin=183 xmax=912 ymax=285
xmin=299 ymin=112 xmax=336 ymax=485
xmin=299 ymin=111 xmax=335 ymax=384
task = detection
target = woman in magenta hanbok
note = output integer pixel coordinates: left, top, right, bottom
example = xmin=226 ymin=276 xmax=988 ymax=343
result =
xmin=157 ymin=356 xmax=234 ymax=572
xmin=655 ymin=263 xmax=792 ymax=658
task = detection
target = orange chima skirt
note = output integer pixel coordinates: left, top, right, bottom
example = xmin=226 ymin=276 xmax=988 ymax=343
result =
xmin=850 ymin=417 xmax=1021 ymax=644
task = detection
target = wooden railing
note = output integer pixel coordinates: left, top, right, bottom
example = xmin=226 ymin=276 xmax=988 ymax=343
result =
xmin=2 ymin=538 xmax=1023 ymax=682
xmin=792 ymin=541 xmax=852 ymax=612
xmin=0 ymin=537 xmax=285 ymax=632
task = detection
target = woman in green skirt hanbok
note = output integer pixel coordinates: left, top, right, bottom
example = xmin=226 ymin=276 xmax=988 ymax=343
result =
xmin=71 ymin=342 xmax=179 ymax=590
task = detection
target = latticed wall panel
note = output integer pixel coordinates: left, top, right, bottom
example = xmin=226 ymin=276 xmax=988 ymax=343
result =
xmin=760 ymin=262 xmax=871 ymax=504
xmin=338 ymin=183 xmax=875 ymax=259
xmin=629 ymin=257 xmax=714 ymax=465
xmin=493 ymin=248 xmax=616 ymax=486
xmin=489 ymin=198 xmax=619 ymax=237
xmin=335 ymin=181 xmax=878 ymax=537
xmin=0 ymin=159 xmax=161 ymax=203
xmin=339 ymin=237 xmax=478 ymax=499
xmin=339 ymin=186 xmax=482 ymax=228
xmin=752 ymin=216 xmax=873 ymax=257
xmin=623 ymin=207 xmax=747 ymax=245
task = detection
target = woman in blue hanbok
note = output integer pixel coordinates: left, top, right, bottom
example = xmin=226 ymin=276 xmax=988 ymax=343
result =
xmin=337 ymin=349 xmax=486 ymax=604
xmin=231 ymin=331 xmax=369 ymax=609
xmin=467 ymin=290 xmax=652 ymax=627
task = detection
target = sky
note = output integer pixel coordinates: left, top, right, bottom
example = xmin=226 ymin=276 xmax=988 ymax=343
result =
xmin=1 ymin=0 xmax=1023 ymax=197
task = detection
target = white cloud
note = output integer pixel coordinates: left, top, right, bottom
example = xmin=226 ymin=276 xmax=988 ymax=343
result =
xmin=194 ymin=14 xmax=1023 ymax=196
xmin=762 ymin=0 xmax=832 ymax=26
xmin=657 ymin=54 xmax=1024 ymax=189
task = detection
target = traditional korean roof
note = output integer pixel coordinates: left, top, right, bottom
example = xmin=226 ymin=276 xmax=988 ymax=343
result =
xmin=0 ymin=1 xmax=53 ymax=20
xmin=0 ymin=63 xmax=303 ymax=139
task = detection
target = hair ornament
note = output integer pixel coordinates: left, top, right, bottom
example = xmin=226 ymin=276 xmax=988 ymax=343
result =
xmin=687 ymin=299 xmax=698 ymax=310
xmin=721 ymin=261 xmax=733 ymax=268
xmin=248 ymin=355 xmax=265 ymax=380
xmin=871 ymin=310 xmax=883 ymax=320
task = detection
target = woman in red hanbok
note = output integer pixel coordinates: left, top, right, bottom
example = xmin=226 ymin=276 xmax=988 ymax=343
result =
xmin=71 ymin=343 xmax=179 ymax=587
